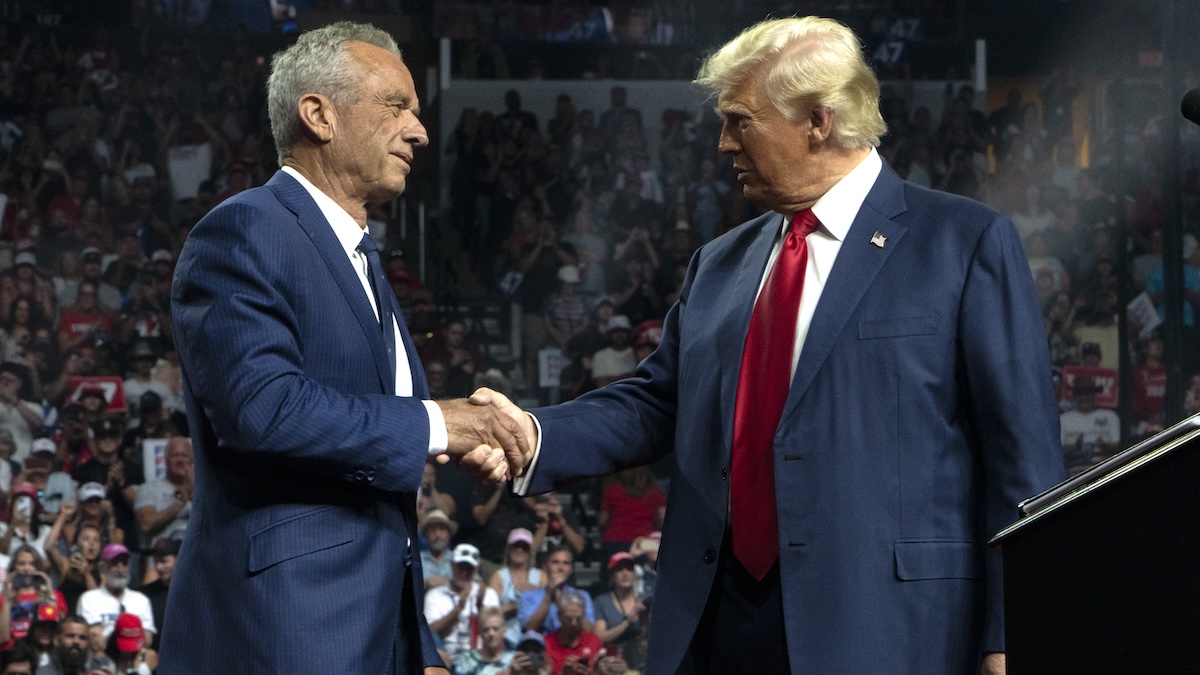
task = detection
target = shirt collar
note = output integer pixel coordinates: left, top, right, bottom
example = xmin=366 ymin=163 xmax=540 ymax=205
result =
xmin=281 ymin=166 xmax=366 ymax=256
xmin=779 ymin=147 xmax=883 ymax=241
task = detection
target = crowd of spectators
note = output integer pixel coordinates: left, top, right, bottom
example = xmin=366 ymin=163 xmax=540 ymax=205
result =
xmin=0 ymin=6 xmax=1195 ymax=673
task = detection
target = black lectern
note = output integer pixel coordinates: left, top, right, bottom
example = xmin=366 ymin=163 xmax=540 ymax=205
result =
xmin=990 ymin=413 xmax=1200 ymax=674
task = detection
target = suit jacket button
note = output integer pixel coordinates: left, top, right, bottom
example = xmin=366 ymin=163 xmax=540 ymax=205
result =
xmin=366 ymin=470 xmax=376 ymax=482
xmin=353 ymin=469 xmax=367 ymax=481
xmin=720 ymin=468 xmax=728 ymax=480
xmin=703 ymin=549 xmax=716 ymax=564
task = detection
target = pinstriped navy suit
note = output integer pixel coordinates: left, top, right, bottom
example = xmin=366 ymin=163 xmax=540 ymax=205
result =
xmin=525 ymin=163 xmax=1064 ymax=673
xmin=161 ymin=171 xmax=441 ymax=673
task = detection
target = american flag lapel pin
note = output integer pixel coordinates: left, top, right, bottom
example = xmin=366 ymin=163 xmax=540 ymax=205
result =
xmin=870 ymin=231 xmax=887 ymax=248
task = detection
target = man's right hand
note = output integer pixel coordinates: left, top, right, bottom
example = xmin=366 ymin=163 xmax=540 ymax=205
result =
xmin=437 ymin=397 xmax=530 ymax=484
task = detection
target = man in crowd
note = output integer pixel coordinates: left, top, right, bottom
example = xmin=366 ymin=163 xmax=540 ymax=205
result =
xmin=1060 ymin=375 xmax=1120 ymax=476
xmin=543 ymin=591 xmax=603 ymax=675
xmin=138 ymin=538 xmax=179 ymax=651
xmin=488 ymin=15 xmax=1063 ymax=675
xmin=518 ymin=545 xmax=593 ymax=634
xmin=422 ymin=543 xmax=499 ymax=662
xmin=34 ymin=613 xmax=90 ymax=675
xmin=163 ymin=20 xmax=528 ymax=674
xmin=76 ymin=544 xmax=155 ymax=641
xmin=419 ymin=508 xmax=456 ymax=589
xmin=0 ymin=363 xmax=44 ymax=462
xmin=133 ymin=436 xmax=192 ymax=547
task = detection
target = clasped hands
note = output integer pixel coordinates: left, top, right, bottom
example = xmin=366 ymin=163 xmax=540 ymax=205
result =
xmin=435 ymin=388 xmax=536 ymax=485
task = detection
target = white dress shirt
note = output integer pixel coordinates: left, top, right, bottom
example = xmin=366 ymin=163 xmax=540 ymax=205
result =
xmin=514 ymin=149 xmax=883 ymax=493
xmin=281 ymin=166 xmax=448 ymax=454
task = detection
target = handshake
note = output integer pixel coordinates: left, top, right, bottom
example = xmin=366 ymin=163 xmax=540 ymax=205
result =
xmin=434 ymin=388 xmax=537 ymax=485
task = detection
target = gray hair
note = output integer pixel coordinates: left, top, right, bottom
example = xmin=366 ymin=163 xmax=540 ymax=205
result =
xmin=267 ymin=21 xmax=402 ymax=163
xmin=557 ymin=590 xmax=586 ymax=612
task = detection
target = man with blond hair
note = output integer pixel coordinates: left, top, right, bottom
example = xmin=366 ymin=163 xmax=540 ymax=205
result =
xmin=483 ymin=15 xmax=1063 ymax=674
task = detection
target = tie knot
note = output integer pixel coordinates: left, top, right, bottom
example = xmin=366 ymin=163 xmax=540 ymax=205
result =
xmin=357 ymin=232 xmax=378 ymax=254
xmin=790 ymin=209 xmax=820 ymax=238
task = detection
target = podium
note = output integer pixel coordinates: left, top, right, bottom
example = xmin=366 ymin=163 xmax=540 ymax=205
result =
xmin=990 ymin=414 xmax=1200 ymax=674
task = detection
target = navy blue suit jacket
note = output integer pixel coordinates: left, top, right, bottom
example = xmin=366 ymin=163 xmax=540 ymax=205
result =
xmin=527 ymin=163 xmax=1065 ymax=673
xmin=161 ymin=171 xmax=441 ymax=673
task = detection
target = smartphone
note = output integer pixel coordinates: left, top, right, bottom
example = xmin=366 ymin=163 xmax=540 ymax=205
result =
xmin=12 ymin=573 xmax=39 ymax=588
xmin=14 ymin=495 xmax=32 ymax=518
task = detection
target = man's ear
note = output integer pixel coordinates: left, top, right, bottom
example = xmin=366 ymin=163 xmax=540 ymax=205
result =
xmin=808 ymin=106 xmax=834 ymax=144
xmin=296 ymin=93 xmax=336 ymax=143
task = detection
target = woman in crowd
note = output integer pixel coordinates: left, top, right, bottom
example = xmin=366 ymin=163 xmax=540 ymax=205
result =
xmin=596 ymin=467 xmax=664 ymax=577
xmin=486 ymin=527 xmax=543 ymax=647
xmin=47 ymin=519 xmax=102 ymax=614
xmin=591 ymin=552 xmax=647 ymax=666
xmin=0 ymin=482 xmax=50 ymax=558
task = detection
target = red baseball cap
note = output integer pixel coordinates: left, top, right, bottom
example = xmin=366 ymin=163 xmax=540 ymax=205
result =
xmin=36 ymin=603 xmax=60 ymax=623
xmin=608 ymin=551 xmax=637 ymax=570
xmin=115 ymin=613 xmax=143 ymax=652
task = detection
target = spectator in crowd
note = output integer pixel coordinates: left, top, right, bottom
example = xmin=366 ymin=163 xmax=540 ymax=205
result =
xmin=507 ymin=631 xmax=551 ymax=675
xmin=543 ymin=591 xmax=603 ymax=675
xmin=590 ymin=315 xmax=636 ymax=388
xmin=75 ymin=544 xmax=154 ymax=640
xmin=1131 ymin=334 xmax=1167 ymax=439
xmin=136 ymin=538 xmax=178 ymax=651
xmin=55 ymin=280 xmax=110 ymax=357
xmin=468 ymin=481 xmax=540 ymax=567
xmin=102 ymin=613 xmax=151 ymax=675
xmin=52 ymin=483 xmax=121 ymax=551
xmin=591 ymin=551 xmax=646 ymax=663
xmin=424 ymin=543 xmax=500 ymax=662
xmin=121 ymin=342 xmax=171 ymax=426
xmin=34 ymin=439 xmax=73 ymax=519
xmin=450 ymin=606 xmax=511 ymax=675
xmin=51 ymin=406 xmax=89 ymax=475
xmin=0 ymin=364 xmax=44 ymax=463
xmin=425 ymin=319 xmax=487 ymax=399
xmin=542 ymin=266 xmax=589 ymax=355
xmin=518 ymin=545 xmax=594 ymax=635
xmin=69 ymin=421 xmax=126 ymax=522
xmin=36 ymin=612 xmax=89 ymax=675
xmin=83 ymin=622 xmax=112 ymax=675
xmin=529 ymin=492 xmax=585 ymax=562
xmin=46 ymin=519 xmax=102 ymax=616
xmin=598 ymin=86 xmax=642 ymax=147
xmin=18 ymin=601 xmax=58 ymax=669
xmin=71 ymin=250 xmax=121 ymax=315
xmin=597 ymin=467 xmax=664 ymax=579
xmin=486 ymin=527 xmax=543 ymax=647
xmin=418 ymin=509 xmax=457 ymax=590
xmin=1 ymin=485 xmax=50 ymax=558
xmin=1060 ymin=376 xmax=1120 ymax=476
xmin=629 ymin=532 xmax=660 ymax=600
xmin=418 ymin=460 xmax=459 ymax=524
xmin=133 ymin=436 xmax=191 ymax=547
xmin=496 ymin=90 xmax=539 ymax=143
xmin=1 ymin=642 xmax=37 ymax=675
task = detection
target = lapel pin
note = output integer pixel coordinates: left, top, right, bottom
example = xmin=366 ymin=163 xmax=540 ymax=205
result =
xmin=870 ymin=231 xmax=887 ymax=248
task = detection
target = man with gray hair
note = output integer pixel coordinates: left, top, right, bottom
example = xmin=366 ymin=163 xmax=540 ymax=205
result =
xmin=483 ymin=15 xmax=1063 ymax=675
xmin=543 ymin=591 xmax=603 ymax=675
xmin=163 ymin=21 xmax=532 ymax=674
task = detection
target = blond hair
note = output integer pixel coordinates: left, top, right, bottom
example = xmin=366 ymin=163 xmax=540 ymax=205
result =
xmin=695 ymin=16 xmax=886 ymax=149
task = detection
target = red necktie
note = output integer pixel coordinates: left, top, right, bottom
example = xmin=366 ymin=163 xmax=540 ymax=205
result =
xmin=731 ymin=209 xmax=820 ymax=581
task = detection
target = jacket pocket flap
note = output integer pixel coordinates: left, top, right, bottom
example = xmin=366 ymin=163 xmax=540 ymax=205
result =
xmin=858 ymin=315 xmax=940 ymax=340
xmin=248 ymin=506 xmax=354 ymax=573
xmin=894 ymin=540 xmax=978 ymax=580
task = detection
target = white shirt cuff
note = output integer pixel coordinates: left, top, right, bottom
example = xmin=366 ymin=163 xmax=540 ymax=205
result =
xmin=511 ymin=412 xmax=543 ymax=496
xmin=423 ymin=400 xmax=448 ymax=456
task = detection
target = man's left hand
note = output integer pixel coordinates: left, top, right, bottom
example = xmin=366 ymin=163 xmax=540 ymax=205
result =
xmin=982 ymin=652 xmax=1005 ymax=675
xmin=424 ymin=668 xmax=450 ymax=675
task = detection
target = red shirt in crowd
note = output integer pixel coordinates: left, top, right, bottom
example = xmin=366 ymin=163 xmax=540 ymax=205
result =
xmin=600 ymin=482 xmax=665 ymax=544
xmin=545 ymin=629 xmax=603 ymax=674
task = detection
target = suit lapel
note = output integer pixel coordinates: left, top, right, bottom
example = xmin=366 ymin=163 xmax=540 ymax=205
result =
xmin=718 ymin=213 xmax=782 ymax=454
xmin=781 ymin=163 xmax=910 ymax=420
xmin=266 ymin=171 xmax=394 ymax=394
